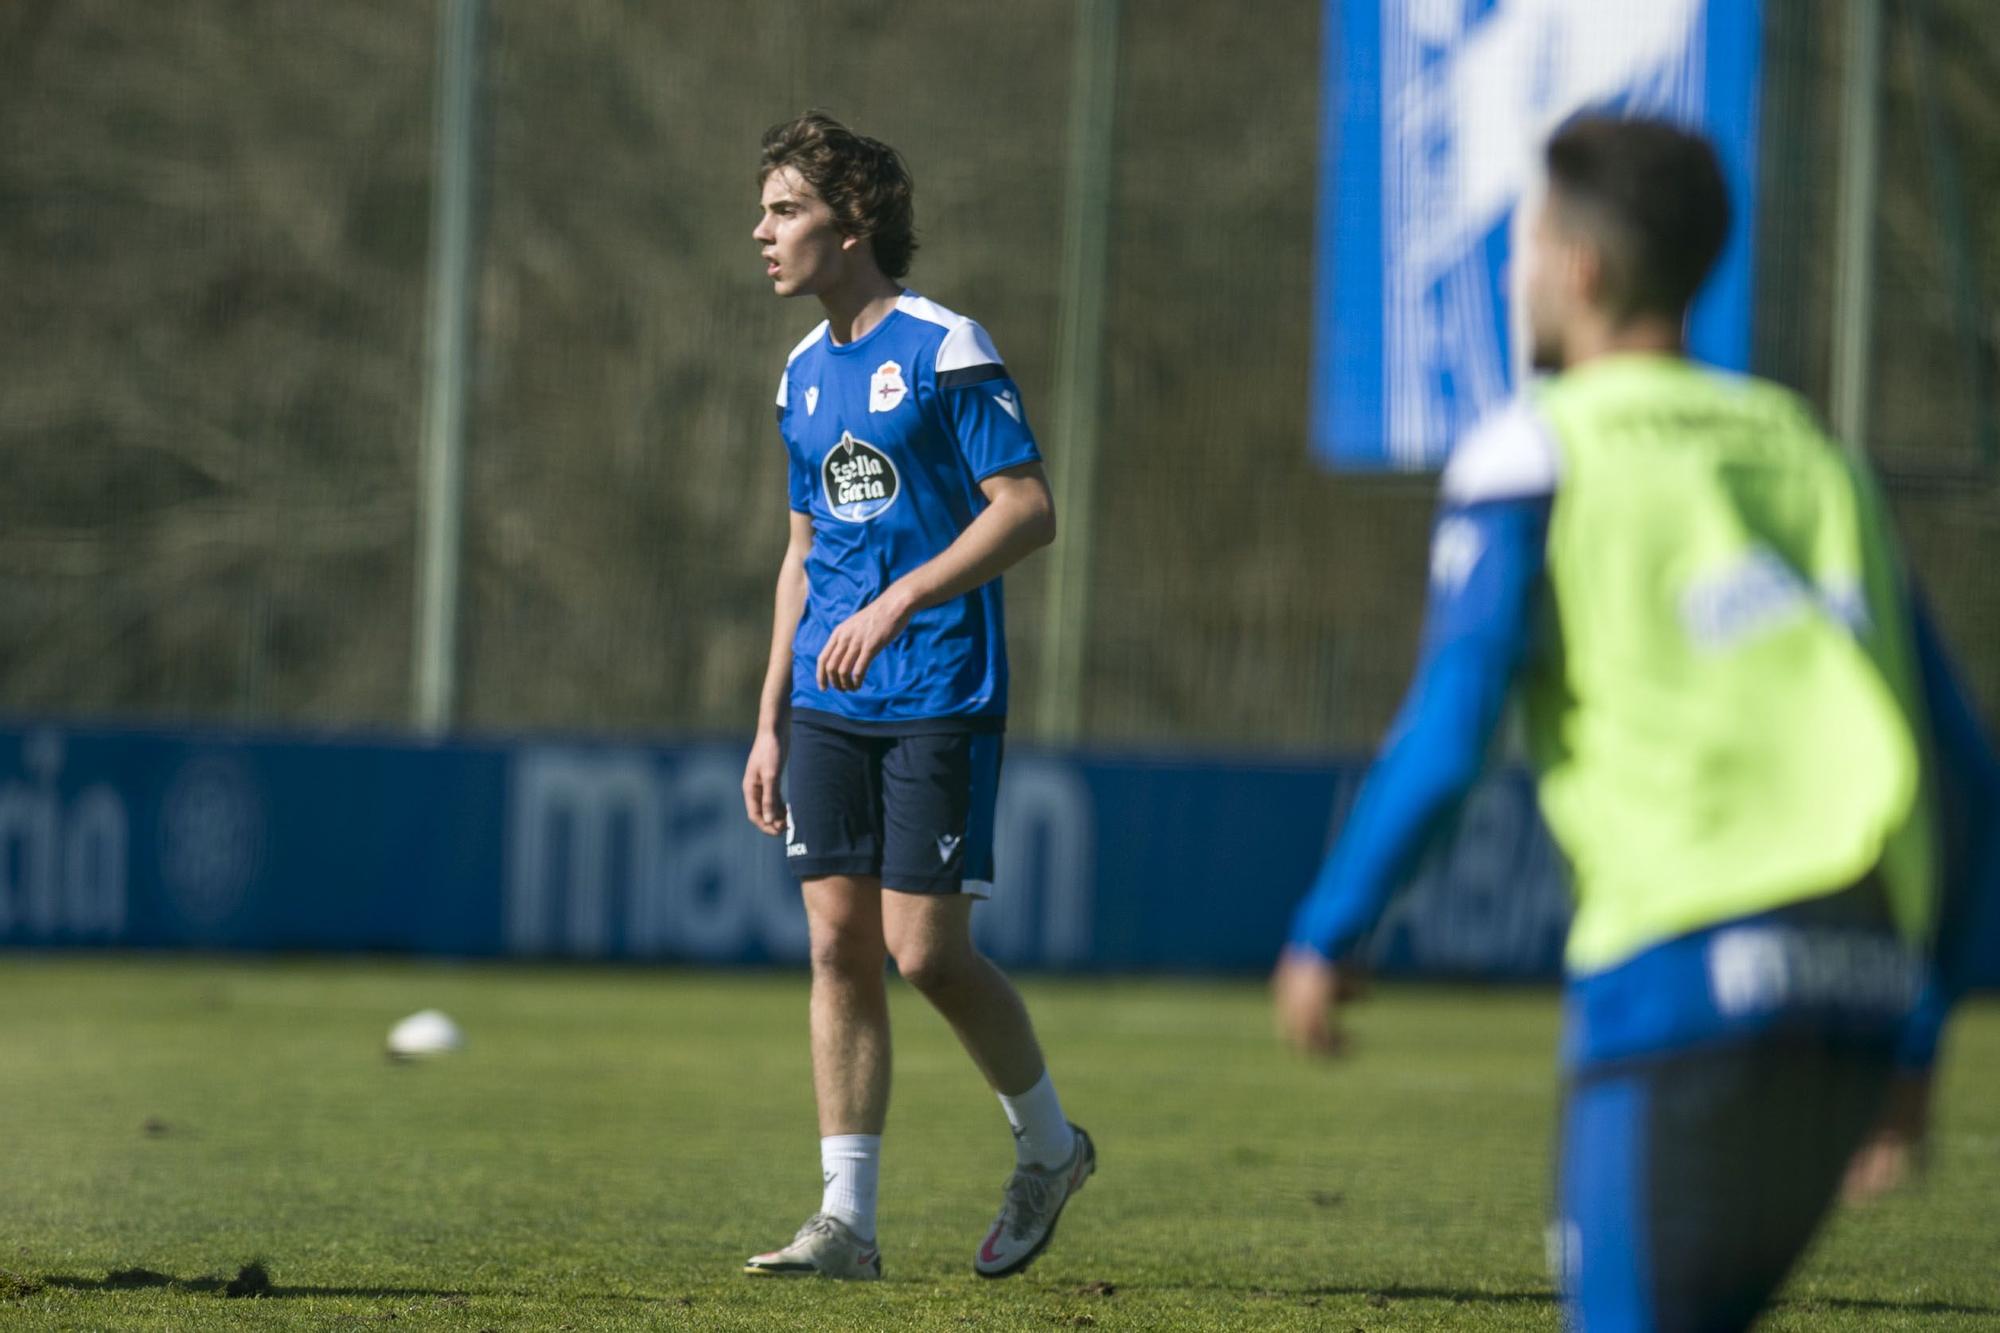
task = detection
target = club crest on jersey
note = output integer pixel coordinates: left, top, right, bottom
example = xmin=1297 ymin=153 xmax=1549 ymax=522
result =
xmin=804 ymin=385 xmax=819 ymax=415
xmin=823 ymin=431 xmax=900 ymax=522
xmin=869 ymin=360 xmax=908 ymax=413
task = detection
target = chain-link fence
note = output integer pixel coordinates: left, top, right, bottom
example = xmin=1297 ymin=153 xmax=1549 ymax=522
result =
xmin=4 ymin=0 xmax=1996 ymax=750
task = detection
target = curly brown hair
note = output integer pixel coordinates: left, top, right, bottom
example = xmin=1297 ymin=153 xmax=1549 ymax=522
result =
xmin=759 ymin=111 xmax=917 ymax=280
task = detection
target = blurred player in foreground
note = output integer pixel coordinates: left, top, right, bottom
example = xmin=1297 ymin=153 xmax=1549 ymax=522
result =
xmin=740 ymin=112 xmax=1092 ymax=1280
xmin=1274 ymin=115 xmax=1999 ymax=1330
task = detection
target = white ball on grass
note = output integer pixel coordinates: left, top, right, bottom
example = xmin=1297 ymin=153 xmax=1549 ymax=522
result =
xmin=386 ymin=1009 xmax=464 ymax=1060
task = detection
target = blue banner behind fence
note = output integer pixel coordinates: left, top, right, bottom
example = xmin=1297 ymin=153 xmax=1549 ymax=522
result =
xmin=0 ymin=721 xmax=1572 ymax=977
xmin=3 ymin=720 xmax=1989 ymax=985
xmin=1313 ymin=0 xmax=1763 ymax=471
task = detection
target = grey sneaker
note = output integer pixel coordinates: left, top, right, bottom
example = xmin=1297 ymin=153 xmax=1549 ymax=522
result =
xmin=974 ymin=1123 xmax=1095 ymax=1278
xmin=743 ymin=1213 xmax=882 ymax=1280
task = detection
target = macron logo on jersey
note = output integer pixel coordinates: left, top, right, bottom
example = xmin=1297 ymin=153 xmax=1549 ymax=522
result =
xmin=804 ymin=386 xmax=819 ymax=416
xmin=993 ymin=389 xmax=1021 ymax=422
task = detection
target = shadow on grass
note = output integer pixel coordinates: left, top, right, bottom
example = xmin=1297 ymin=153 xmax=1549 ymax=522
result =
xmin=1214 ymin=1282 xmax=2000 ymax=1320
xmin=1785 ymin=1295 xmax=2000 ymax=1318
xmin=22 ymin=1269 xmax=1996 ymax=1320
xmin=1285 ymin=1282 xmax=1553 ymax=1308
xmin=34 ymin=1265 xmax=469 ymax=1302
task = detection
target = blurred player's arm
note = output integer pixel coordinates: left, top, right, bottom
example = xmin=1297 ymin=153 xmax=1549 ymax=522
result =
xmin=1847 ymin=592 xmax=2000 ymax=1199
xmin=744 ymin=509 xmax=814 ymax=835
xmin=1900 ymin=594 xmax=2000 ymax=1066
xmin=1276 ymin=404 xmax=1560 ymax=1054
xmin=1289 ymin=500 xmax=1549 ymax=954
xmin=1273 ymin=496 xmax=1549 ymax=1052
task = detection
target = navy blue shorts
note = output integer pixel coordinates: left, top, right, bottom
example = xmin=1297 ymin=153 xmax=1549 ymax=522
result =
xmin=782 ymin=718 xmax=1002 ymax=894
xmin=1556 ymin=879 xmax=1904 ymax=1331
xmin=1557 ymin=1037 xmax=1891 ymax=1332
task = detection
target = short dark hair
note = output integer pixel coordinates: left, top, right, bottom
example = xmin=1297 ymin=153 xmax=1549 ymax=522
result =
xmin=759 ymin=111 xmax=917 ymax=280
xmin=1543 ymin=114 xmax=1731 ymax=322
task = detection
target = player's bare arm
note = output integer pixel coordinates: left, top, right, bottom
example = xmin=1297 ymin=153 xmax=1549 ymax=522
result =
xmin=744 ymin=509 xmax=814 ymax=834
xmin=815 ymin=463 xmax=1055 ymax=692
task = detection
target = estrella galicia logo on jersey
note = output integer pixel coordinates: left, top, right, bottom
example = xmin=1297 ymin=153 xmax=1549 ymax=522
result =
xmin=869 ymin=360 xmax=908 ymax=413
xmin=823 ymin=431 xmax=900 ymax=522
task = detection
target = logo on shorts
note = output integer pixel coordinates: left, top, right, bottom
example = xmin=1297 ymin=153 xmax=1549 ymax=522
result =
xmin=936 ymin=833 xmax=963 ymax=864
xmin=823 ymin=431 xmax=900 ymax=523
xmin=869 ymin=360 xmax=908 ymax=413
xmin=1429 ymin=516 xmax=1484 ymax=594
xmin=785 ymin=808 xmax=807 ymax=857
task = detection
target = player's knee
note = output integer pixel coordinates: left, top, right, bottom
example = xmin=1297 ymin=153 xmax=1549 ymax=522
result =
xmin=890 ymin=941 xmax=975 ymax=996
xmin=809 ymin=927 xmax=885 ymax=979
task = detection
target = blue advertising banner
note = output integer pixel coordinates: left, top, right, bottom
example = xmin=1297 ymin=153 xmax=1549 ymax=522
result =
xmin=1312 ymin=0 xmax=1764 ymax=470
xmin=2 ymin=720 xmax=1989 ymax=987
xmin=0 ymin=722 xmax=1569 ymax=977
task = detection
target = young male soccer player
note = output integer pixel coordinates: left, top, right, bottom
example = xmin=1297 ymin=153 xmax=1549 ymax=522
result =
xmin=739 ymin=112 xmax=1094 ymax=1281
xmin=1273 ymin=116 xmax=1998 ymax=1329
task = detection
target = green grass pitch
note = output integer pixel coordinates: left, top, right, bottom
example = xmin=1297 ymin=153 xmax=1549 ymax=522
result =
xmin=0 ymin=958 xmax=1992 ymax=1330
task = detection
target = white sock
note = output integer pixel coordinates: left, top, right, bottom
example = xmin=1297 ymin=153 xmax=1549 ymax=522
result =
xmin=819 ymin=1134 xmax=880 ymax=1240
xmin=998 ymin=1070 xmax=1075 ymax=1169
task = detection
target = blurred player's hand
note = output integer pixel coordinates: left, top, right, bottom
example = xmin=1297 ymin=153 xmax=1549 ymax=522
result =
xmin=742 ymin=729 xmax=788 ymax=835
xmin=1271 ymin=947 xmax=1351 ymax=1057
xmin=1842 ymin=1072 xmax=1932 ymax=1205
xmin=816 ymin=592 xmax=913 ymax=691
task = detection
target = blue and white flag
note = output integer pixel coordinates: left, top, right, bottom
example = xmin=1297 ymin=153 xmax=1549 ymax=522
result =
xmin=1312 ymin=0 xmax=1764 ymax=470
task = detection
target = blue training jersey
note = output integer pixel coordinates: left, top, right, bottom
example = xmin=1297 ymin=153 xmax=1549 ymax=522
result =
xmin=776 ymin=291 xmax=1042 ymax=731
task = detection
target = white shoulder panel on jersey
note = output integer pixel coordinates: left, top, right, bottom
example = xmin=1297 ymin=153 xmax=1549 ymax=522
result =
xmin=936 ymin=319 xmax=1004 ymax=375
xmin=894 ymin=290 xmax=962 ymax=332
xmin=775 ymin=320 xmax=828 ymax=408
xmin=896 ymin=292 xmax=1004 ymax=375
xmin=1440 ymin=398 xmax=1561 ymax=505
xmin=786 ymin=321 xmax=829 ymax=364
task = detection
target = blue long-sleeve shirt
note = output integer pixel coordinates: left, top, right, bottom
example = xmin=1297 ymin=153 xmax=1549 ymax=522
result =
xmin=1285 ymin=496 xmax=1548 ymax=962
xmin=1287 ymin=400 xmax=1559 ymax=963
